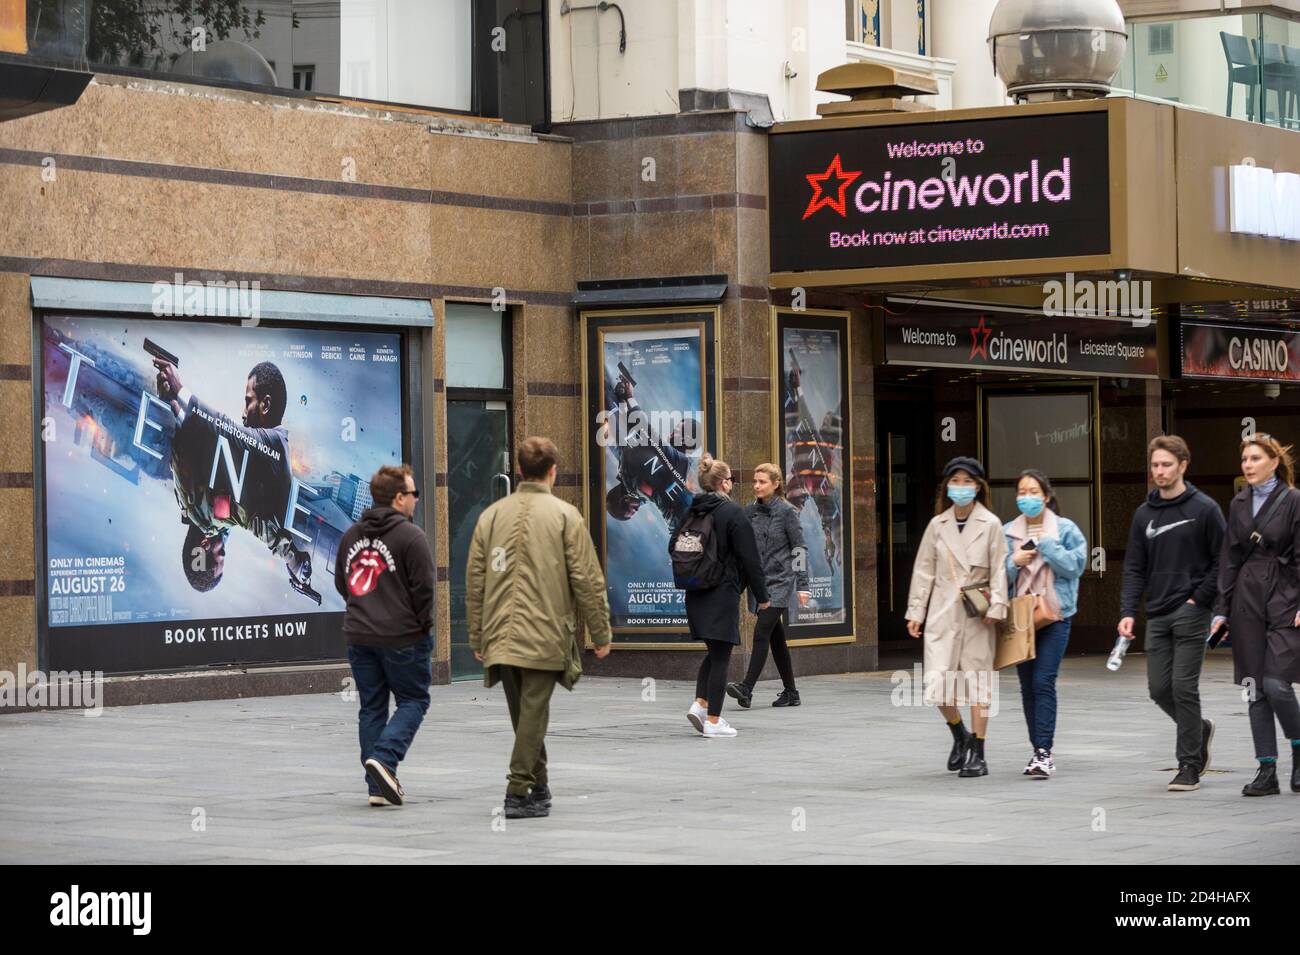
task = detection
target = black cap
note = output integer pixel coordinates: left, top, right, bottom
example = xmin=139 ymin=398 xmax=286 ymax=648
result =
xmin=941 ymin=456 xmax=986 ymax=482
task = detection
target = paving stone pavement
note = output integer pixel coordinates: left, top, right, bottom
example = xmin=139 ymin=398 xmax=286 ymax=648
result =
xmin=1 ymin=653 xmax=1298 ymax=864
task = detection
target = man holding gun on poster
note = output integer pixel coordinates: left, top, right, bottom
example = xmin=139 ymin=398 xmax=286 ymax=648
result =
xmin=150 ymin=340 xmax=316 ymax=600
xmin=602 ymin=360 xmax=697 ymax=534
xmin=783 ymin=349 xmax=843 ymax=570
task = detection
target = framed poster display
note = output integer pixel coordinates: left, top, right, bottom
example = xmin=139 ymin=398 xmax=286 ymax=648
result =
xmin=772 ymin=307 xmax=855 ymax=643
xmin=580 ymin=307 xmax=720 ymax=646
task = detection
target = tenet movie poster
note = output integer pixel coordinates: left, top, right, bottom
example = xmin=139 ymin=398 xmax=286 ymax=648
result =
xmin=777 ymin=314 xmax=853 ymax=636
xmin=585 ymin=313 xmax=716 ymax=641
xmin=40 ymin=314 xmax=404 ymax=673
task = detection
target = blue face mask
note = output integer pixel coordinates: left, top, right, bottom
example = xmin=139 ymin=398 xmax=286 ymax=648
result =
xmin=946 ymin=484 xmax=977 ymax=506
xmin=1016 ymin=495 xmax=1045 ymax=518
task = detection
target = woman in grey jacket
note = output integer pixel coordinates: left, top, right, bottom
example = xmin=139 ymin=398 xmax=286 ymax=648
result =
xmin=727 ymin=463 xmax=811 ymax=708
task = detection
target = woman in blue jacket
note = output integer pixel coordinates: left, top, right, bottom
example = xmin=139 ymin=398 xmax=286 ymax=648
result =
xmin=1004 ymin=469 xmax=1088 ymax=779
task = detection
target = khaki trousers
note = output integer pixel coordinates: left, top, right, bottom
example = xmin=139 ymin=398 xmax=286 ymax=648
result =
xmin=497 ymin=665 xmax=556 ymax=796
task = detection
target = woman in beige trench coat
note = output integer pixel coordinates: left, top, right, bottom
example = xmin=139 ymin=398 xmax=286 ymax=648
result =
xmin=905 ymin=457 xmax=1009 ymax=777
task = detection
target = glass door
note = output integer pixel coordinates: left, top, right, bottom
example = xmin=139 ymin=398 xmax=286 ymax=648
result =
xmin=447 ymin=399 xmax=511 ymax=680
xmin=875 ymin=395 xmax=936 ymax=655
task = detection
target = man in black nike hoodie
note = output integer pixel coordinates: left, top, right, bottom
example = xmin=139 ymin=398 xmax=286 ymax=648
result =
xmin=1118 ymin=435 xmax=1226 ymax=793
xmin=334 ymin=464 xmax=435 ymax=807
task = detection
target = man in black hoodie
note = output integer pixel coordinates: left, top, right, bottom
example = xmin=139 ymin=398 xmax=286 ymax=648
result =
xmin=1118 ymin=435 xmax=1226 ymax=793
xmin=335 ymin=464 xmax=435 ymax=807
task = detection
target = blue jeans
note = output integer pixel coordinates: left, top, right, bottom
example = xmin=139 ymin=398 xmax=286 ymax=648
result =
xmin=1016 ymin=619 xmax=1071 ymax=752
xmin=347 ymin=636 xmax=433 ymax=793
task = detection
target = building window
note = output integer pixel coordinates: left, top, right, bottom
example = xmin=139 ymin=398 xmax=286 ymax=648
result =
xmin=848 ymin=0 xmax=881 ymax=46
xmin=1147 ymin=23 xmax=1173 ymax=55
xmin=981 ymin=385 xmax=1100 ymax=559
xmin=17 ymin=0 xmax=550 ymax=129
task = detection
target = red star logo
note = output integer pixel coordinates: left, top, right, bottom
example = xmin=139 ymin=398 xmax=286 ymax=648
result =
xmin=970 ymin=316 xmax=993 ymax=360
xmin=802 ymin=154 xmax=862 ymax=220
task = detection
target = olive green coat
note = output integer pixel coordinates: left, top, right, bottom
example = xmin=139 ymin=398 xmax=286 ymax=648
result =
xmin=467 ymin=482 xmax=613 ymax=690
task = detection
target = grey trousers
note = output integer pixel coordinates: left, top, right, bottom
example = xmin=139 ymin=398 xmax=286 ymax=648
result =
xmin=1145 ymin=602 xmax=1211 ymax=771
xmin=1248 ymin=676 xmax=1300 ymax=759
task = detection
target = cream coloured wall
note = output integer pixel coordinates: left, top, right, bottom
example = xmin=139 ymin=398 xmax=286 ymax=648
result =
xmin=550 ymin=0 xmax=1002 ymax=122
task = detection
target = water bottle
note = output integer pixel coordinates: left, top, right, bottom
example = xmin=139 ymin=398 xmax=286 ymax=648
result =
xmin=1107 ymin=635 xmax=1131 ymax=671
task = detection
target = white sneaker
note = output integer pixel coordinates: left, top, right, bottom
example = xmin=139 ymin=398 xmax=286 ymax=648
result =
xmin=1027 ymin=748 xmax=1052 ymax=779
xmin=1023 ymin=752 xmax=1038 ymax=776
xmin=687 ymin=702 xmax=706 ymax=734
xmin=702 ymin=717 xmax=738 ymax=738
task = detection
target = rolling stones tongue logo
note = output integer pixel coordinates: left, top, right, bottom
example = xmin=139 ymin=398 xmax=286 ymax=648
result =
xmin=348 ymin=549 xmax=388 ymax=597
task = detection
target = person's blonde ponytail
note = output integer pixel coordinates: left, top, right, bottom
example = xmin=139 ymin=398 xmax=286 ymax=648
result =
xmin=698 ymin=453 xmax=732 ymax=493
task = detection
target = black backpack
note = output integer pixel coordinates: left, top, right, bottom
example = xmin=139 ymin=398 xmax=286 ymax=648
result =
xmin=669 ymin=509 xmax=726 ymax=590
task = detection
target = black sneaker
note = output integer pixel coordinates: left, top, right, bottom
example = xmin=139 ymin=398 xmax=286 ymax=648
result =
xmin=1168 ymin=763 xmax=1200 ymax=792
xmin=530 ymin=784 xmax=553 ymax=810
xmin=1293 ymin=748 xmax=1300 ymax=793
xmin=726 ymin=682 xmax=753 ymax=709
xmin=364 ymin=758 xmax=404 ymax=806
xmin=1200 ymin=719 xmax=1215 ymax=774
xmin=772 ymin=689 xmax=801 ymax=707
xmin=1242 ymin=763 xmax=1279 ymax=797
xmin=504 ymin=793 xmax=549 ymax=819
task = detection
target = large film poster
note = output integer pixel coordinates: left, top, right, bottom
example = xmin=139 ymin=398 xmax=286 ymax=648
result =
xmin=40 ymin=314 xmax=405 ymax=673
xmin=583 ymin=310 xmax=718 ymax=644
xmin=775 ymin=309 xmax=854 ymax=640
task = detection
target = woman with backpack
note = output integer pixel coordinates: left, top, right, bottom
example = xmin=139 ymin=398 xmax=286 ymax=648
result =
xmin=1212 ymin=433 xmax=1300 ymax=796
xmin=674 ymin=454 xmax=770 ymax=738
xmin=905 ymin=456 xmax=1009 ymax=777
xmin=726 ymin=462 xmax=810 ymax=709
xmin=1003 ymin=469 xmax=1088 ymax=779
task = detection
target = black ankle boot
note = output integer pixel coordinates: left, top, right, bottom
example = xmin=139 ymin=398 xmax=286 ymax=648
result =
xmin=947 ymin=721 xmax=973 ymax=772
xmin=1242 ymin=762 xmax=1280 ymax=797
xmin=1292 ymin=749 xmax=1300 ymax=793
xmin=959 ymin=736 xmax=988 ymax=778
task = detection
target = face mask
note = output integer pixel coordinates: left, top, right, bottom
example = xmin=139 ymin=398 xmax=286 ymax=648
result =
xmin=946 ymin=484 xmax=977 ymax=506
xmin=1016 ymin=495 xmax=1045 ymax=518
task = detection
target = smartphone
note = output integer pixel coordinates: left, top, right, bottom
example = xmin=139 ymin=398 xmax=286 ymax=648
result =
xmin=1021 ymin=539 xmax=1036 ymax=551
xmin=1207 ymin=621 xmax=1229 ymax=649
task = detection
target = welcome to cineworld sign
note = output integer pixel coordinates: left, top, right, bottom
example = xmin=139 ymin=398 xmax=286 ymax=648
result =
xmin=1229 ymin=163 xmax=1300 ymax=241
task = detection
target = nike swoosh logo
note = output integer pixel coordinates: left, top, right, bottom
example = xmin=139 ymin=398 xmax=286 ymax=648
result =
xmin=1146 ymin=519 xmax=1194 ymax=539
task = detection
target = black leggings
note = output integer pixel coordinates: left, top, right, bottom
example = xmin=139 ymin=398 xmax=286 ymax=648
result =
xmin=1248 ymin=676 xmax=1300 ymax=759
xmin=694 ymin=640 xmax=733 ymax=717
xmin=743 ymin=606 xmax=796 ymax=692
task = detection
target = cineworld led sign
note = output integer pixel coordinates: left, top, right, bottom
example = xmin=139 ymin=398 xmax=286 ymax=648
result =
xmin=769 ymin=111 xmax=1111 ymax=272
xmin=1230 ymin=163 xmax=1300 ymax=241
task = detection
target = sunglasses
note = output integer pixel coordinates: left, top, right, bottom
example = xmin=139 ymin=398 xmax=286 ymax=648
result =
xmin=399 ymin=488 xmax=420 ymax=499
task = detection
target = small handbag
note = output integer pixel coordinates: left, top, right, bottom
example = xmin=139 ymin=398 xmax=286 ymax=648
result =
xmin=945 ymin=540 xmax=992 ymax=619
xmin=1031 ymin=594 xmax=1059 ymax=629
xmin=961 ymin=585 xmax=992 ymax=618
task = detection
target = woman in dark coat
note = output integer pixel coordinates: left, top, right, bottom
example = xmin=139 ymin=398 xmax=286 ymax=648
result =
xmin=1213 ymin=433 xmax=1300 ymax=796
xmin=682 ymin=454 xmax=770 ymax=738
